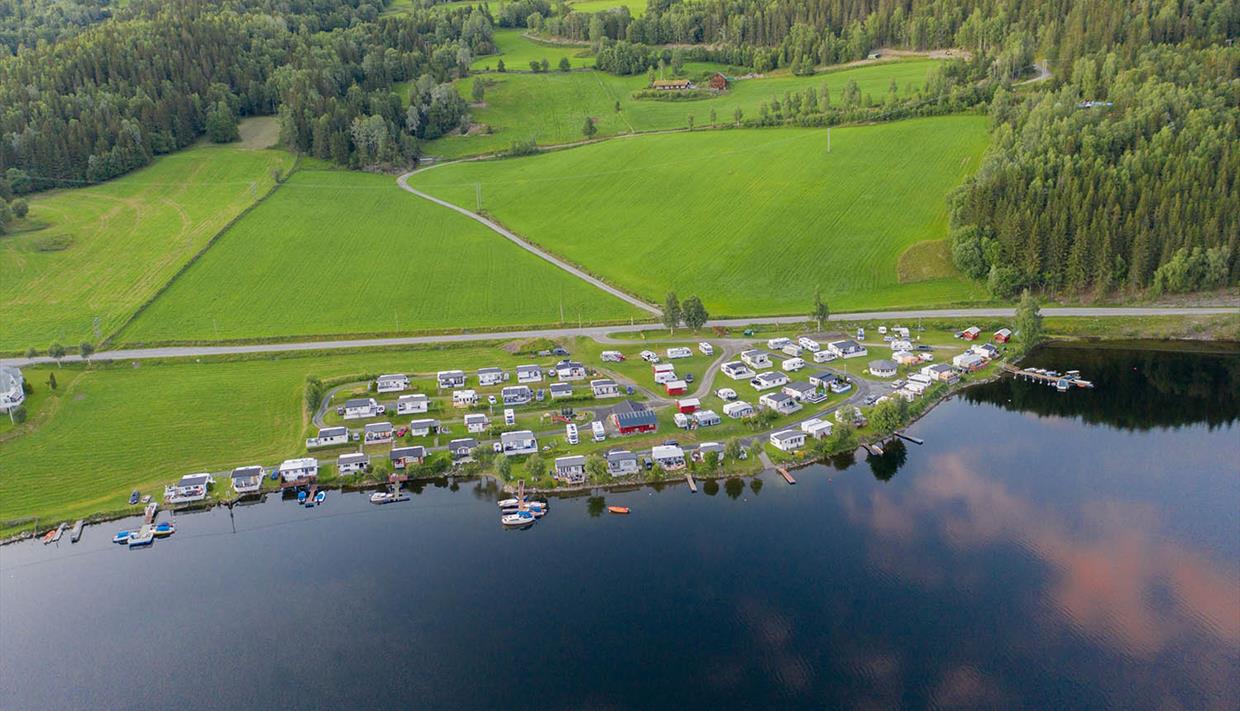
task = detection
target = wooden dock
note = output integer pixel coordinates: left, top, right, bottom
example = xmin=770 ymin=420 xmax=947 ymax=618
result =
xmin=861 ymin=443 xmax=884 ymax=456
xmin=777 ymin=467 xmax=796 ymax=485
xmin=69 ymin=520 xmax=84 ymax=543
xmin=1001 ymin=363 xmax=1095 ymax=388
xmin=895 ymin=432 xmax=924 ymax=445
xmin=685 ymin=473 xmax=697 ymax=493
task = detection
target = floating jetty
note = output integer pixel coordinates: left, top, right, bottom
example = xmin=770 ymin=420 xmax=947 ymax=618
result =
xmin=685 ymin=473 xmax=698 ymax=493
xmin=69 ymin=520 xmax=85 ymax=543
xmin=1002 ymin=364 xmax=1095 ymax=389
xmin=895 ymin=432 xmax=924 ymax=445
xmin=777 ymin=467 xmax=797 ymax=485
xmin=142 ymin=502 xmax=158 ymax=524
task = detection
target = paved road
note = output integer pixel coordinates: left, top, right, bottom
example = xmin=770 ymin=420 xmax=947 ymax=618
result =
xmin=395 ymin=169 xmax=661 ymax=316
xmin=4 ymin=307 xmax=1235 ymax=367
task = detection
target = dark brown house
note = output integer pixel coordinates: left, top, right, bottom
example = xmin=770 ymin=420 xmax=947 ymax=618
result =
xmin=708 ymin=72 xmax=728 ymax=90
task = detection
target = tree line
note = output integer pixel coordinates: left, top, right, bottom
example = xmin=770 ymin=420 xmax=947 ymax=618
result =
xmin=949 ymin=44 xmax=1238 ymax=297
xmin=0 ymin=0 xmax=497 ymax=191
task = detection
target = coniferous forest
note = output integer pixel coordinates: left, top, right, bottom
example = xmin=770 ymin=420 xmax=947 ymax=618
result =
xmin=1 ymin=0 xmax=1236 ymax=297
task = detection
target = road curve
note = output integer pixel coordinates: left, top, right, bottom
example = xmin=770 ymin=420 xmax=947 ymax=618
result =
xmin=395 ymin=170 xmax=661 ymax=317
xmin=3 ymin=307 xmax=1234 ymax=367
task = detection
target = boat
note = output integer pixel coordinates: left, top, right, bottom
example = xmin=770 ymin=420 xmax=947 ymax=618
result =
xmin=497 ymin=498 xmax=520 ymax=508
xmin=128 ymin=525 xmax=155 ymax=548
xmin=70 ymin=520 xmax=85 ymax=543
xmin=153 ymin=521 xmax=176 ymax=537
xmin=113 ymin=530 xmax=132 ymax=544
xmin=607 ymin=506 xmax=631 ymax=515
xmin=1075 ymin=379 xmax=1094 ymax=388
xmin=370 ymin=491 xmax=409 ymax=504
xmin=501 ymin=511 xmax=535 ymax=528
xmin=297 ymin=490 xmax=308 ymax=504
xmin=41 ymin=528 xmax=58 ymax=544
xmin=1056 ymin=378 xmax=1071 ymax=392
xmin=313 ymin=490 xmax=326 ymax=505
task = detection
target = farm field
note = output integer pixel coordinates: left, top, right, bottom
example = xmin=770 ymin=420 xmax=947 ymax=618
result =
xmin=0 ymin=144 xmax=294 ymax=353
xmin=566 ymin=0 xmax=646 ymax=15
xmin=409 ymin=117 xmax=991 ymax=314
xmin=432 ymin=59 xmax=939 ymax=157
xmin=470 ymin=29 xmax=596 ymax=71
xmin=0 ymin=344 xmax=532 ymax=530
xmin=120 ymin=169 xmax=643 ymax=343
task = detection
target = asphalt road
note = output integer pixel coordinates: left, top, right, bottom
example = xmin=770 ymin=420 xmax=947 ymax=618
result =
xmin=4 ymin=307 xmax=1235 ymax=367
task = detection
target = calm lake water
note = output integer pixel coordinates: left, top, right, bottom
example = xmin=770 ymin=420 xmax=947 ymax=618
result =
xmin=2 ymin=344 xmax=1238 ymax=710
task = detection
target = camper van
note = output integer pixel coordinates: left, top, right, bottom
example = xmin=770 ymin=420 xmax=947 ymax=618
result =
xmin=698 ymin=342 xmax=714 ymax=356
xmin=504 ymin=408 xmax=516 ymax=426
xmin=591 ymin=421 xmax=606 ymax=442
xmin=566 ymin=423 xmax=579 ymax=445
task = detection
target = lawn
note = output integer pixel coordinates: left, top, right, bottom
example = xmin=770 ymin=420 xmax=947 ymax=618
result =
xmin=433 ymin=59 xmax=940 ymax=158
xmin=0 ymin=344 xmax=554 ymax=530
xmin=408 ymin=117 xmax=991 ymax=315
xmin=0 ymin=144 xmax=294 ymax=353
xmin=119 ymin=169 xmax=643 ymax=343
xmin=470 ymin=29 xmax=596 ymax=72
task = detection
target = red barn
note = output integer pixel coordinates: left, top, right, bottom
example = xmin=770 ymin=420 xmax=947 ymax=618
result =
xmin=611 ymin=401 xmax=658 ymax=435
xmin=993 ymin=328 xmax=1012 ymax=343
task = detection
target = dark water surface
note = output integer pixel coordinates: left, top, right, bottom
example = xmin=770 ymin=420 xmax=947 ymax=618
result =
xmin=3 ymin=345 xmax=1238 ymax=710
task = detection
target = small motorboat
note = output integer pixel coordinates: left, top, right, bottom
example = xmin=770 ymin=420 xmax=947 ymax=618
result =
xmin=370 ymin=491 xmax=409 ymax=504
xmin=41 ymin=528 xmax=58 ymax=544
xmin=297 ymin=490 xmax=309 ymax=504
xmin=497 ymin=498 xmax=520 ymax=508
xmin=128 ymin=525 xmax=155 ymax=548
xmin=607 ymin=506 xmax=631 ymax=515
xmin=501 ymin=511 xmax=535 ymax=528
xmin=153 ymin=521 xmax=176 ymax=537
xmin=113 ymin=530 xmax=132 ymax=544
xmin=313 ymin=490 xmax=326 ymax=505
xmin=1056 ymin=378 xmax=1071 ymax=392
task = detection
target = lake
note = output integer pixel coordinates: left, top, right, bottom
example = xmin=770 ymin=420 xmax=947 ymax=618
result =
xmin=2 ymin=344 xmax=1237 ymax=709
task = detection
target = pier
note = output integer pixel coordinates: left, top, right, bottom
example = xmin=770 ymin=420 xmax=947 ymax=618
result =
xmin=684 ymin=473 xmax=697 ymax=493
xmin=895 ymin=432 xmax=924 ymax=445
xmin=1001 ymin=363 xmax=1095 ymax=388
xmin=69 ymin=520 xmax=84 ymax=543
xmin=777 ymin=467 xmax=796 ymax=485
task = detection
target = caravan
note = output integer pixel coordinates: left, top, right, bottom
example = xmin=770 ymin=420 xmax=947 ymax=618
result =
xmin=566 ymin=423 xmax=579 ymax=445
xmin=591 ymin=421 xmax=606 ymax=442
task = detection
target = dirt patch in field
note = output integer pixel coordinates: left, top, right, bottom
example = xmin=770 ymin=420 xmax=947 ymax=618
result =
xmin=897 ymin=239 xmax=956 ymax=283
xmin=237 ymin=116 xmax=280 ymax=149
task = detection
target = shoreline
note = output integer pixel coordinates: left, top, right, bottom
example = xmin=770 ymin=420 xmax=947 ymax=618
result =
xmin=5 ymin=336 xmax=1235 ymax=545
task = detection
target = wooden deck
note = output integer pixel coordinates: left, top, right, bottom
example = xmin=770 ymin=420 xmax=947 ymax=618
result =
xmin=1001 ymin=363 xmax=1095 ymax=388
xmin=685 ymin=473 xmax=697 ymax=492
xmin=777 ymin=467 xmax=796 ymax=485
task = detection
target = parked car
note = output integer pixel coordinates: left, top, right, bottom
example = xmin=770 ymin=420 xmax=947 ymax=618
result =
xmin=487 ymin=394 xmax=497 ymax=405
xmin=336 ymin=406 xmax=344 ymax=416
xmin=640 ymin=350 xmax=660 ymax=363
xmin=643 ymin=457 xmax=654 ymax=470
xmin=916 ymin=344 xmax=932 ymax=351
xmin=685 ymin=373 xmax=695 ymax=383
xmin=395 ymin=426 xmax=409 ymax=437
xmin=129 ymin=490 xmax=140 ymax=505
xmin=551 ymin=347 xmax=569 ymax=356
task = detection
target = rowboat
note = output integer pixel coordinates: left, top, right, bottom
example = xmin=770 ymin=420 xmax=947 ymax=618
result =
xmin=297 ymin=490 xmax=309 ymax=504
xmin=313 ymin=490 xmax=326 ymax=505
xmin=41 ymin=528 xmax=58 ymax=544
xmin=607 ymin=506 xmax=631 ymax=515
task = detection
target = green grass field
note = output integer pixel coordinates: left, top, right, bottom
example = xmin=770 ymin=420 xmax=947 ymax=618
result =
xmin=566 ymin=0 xmax=646 ymax=15
xmin=0 ymin=145 xmax=294 ymax=353
xmin=470 ymin=29 xmax=596 ymax=71
xmin=119 ymin=169 xmax=643 ymax=343
xmin=410 ymin=117 xmax=991 ymax=314
xmin=0 ymin=345 xmax=531 ymax=529
xmin=433 ymin=59 xmax=938 ymax=157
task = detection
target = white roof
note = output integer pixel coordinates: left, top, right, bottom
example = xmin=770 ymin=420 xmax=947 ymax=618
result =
xmin=651 ymin=445 xmax=684 ymax=459
xmin=770 ymin=429 xmax=803 ymax=443
xmin=280 ymin=457 xmax=317 ymax=469
xmin=677 ymin=398 xmax=700 ymax=407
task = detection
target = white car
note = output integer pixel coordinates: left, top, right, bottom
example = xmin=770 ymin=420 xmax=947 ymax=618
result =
xmin=640 ymin=350 xmax=660 ymax=363
xmin=716 ymin=387 xmax=738 ymax=401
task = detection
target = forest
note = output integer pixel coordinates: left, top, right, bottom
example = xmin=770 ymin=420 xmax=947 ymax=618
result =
xmin=1 ymin=0 xmax=1236 ymax=297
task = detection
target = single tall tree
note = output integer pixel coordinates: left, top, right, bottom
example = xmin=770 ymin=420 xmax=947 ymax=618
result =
xmin=811 ymin=289 xmax=829 ymax=331
xmin=582 ymin=116 xmax=597 ymax=138
xmin=558 ymin=57 xmax=571 ymax=72
xmin=663 ymin=292 xmax=682 ymax=333
xmin=48 ymin=342 xmax=65 ymax=367
xmin=1014 ymin=288 xmax=1043 ymax=354
xmin=682 ymin=295 xmax=709 ymax=330
xmin=471 ymin=80 xmax=485 ymax=104
xmin=79 ymin=341 xmax=95 ymax=360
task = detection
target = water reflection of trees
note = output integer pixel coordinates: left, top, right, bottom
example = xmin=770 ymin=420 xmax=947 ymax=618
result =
xmin=964 ymin=346 xmax=1240 ymax=431
xmin=724 ymin=478 xmax=744 ymax=499
xmin=586 ymin=496 xmax=606 ymax=517
xmin=868 ymin=439 xmax=908 ymax=482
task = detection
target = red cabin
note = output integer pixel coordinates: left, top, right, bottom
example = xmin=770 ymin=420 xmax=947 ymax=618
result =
xmin=677 ymin=398 xmax=700 ymax=414
xmin=993 ymin=328 xmax=1012 ymax=343
xmin=962 ymin=326 xmax=981 ymax=341
xmin=665 ymin=380 xmax=688 ymax=396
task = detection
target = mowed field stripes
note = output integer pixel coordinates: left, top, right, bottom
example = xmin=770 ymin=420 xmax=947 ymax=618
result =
xmin=408 ymin=116 xmax=992 ymax=316
xmin=119 ymin=170 xmax=644 ymax=343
